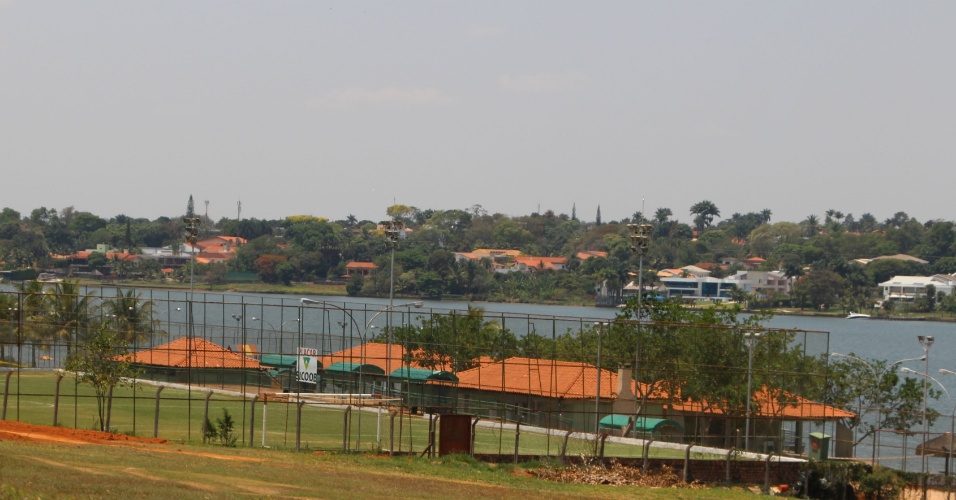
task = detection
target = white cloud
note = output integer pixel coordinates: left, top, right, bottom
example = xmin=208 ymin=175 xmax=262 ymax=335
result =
xmin=309 ymin=87 xmax=449 ymax=108
xmin=466 ymin=24 xmax=502 ymax=38
xmin=498 ymin=72 xmax=591 ymax=93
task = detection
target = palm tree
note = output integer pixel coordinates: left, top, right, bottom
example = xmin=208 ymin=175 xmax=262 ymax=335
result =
xmin=802 ymin=215 xmax=820 ymax=237
xmin=689 ymin=200 xmax=720 ymax=235
xmin=760 ymin=209 xmax=772 ymax=224
xmin=47 ymin=281 xmax=96 ymax=356
xmin=0 ymin=293 xmax=17 ymax=361
xmin=654 ymin=208 xmax=672 ymax=225
xmin=17 ymin=280 xmax=50 ymax=367
xmin=103 ymin=289 xmax=159 ymax=346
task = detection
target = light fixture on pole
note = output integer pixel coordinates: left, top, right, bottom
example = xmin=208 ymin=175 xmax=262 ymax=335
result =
xmin=903 ymin=366 xmax=951 ymax=498
xmin=627 ymin=217 xmax=652 ymax=417
xmin=381 ymin=219 xmax=404 ymax=391
xmin=744 ymin=331 xmax=764 ymax=452
xmin=593 ymin=322 xmax=607 ymax=438
xmin=919 ymin=335 xmax=935 ymax=479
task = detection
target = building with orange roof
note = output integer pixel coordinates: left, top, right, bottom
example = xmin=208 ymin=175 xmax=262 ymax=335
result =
xmin=471 ymin=249 xmax=522 ymax=260
xmin=453 ymin=357 xmax=652 ymax=430
xmin=575 ymin=250 xmax=608 ymax=261
xmin=448 ymin=355 xmax=852 ymax=452
xmin=121 ymin=337 xmax=270 ymax=387
xmin=512 ymin=256 xmax=568 ymax=272
xmin=345 ymin=261 xmax=378 ymax=278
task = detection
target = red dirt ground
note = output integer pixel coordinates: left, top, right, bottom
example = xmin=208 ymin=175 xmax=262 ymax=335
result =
xmin=0 ymin=420 xmax=168 ymax=445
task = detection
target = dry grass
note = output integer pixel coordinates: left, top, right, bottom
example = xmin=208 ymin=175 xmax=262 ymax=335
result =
xmin=0 ymin=434 xmax=757 ymax=499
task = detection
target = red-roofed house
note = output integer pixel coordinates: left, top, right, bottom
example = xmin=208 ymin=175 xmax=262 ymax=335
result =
xmin=576 ymin=250 xmax=608 ymax=261
xmin=345 ymin=261 xmax=378 ymax=278
xmin=512 ymin=256 xmax=568 ymax=272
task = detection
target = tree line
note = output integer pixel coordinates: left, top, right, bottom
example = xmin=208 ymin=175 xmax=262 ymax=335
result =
xmin=3 ymin=201 xmax=956 ymax=309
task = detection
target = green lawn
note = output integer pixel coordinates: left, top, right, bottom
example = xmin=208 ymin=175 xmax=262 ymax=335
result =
xmin=4 ymin=370 xmax=712 ymax=460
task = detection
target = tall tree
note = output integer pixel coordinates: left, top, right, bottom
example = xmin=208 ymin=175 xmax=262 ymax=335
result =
xmin=186 ymin=195 xmax=195 ymax=218
xmin=595 ymin=205 xmax=602 ymax=226
xmin=689 ymin=200 xmax=720 ymax=234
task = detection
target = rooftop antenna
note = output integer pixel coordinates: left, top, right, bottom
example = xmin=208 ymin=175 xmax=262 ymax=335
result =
xmin=204 ymin=200 xmax=209 ymax=220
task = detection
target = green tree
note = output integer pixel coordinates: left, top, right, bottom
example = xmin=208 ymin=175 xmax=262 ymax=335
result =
xmin=826 ymin=355 xmax=941 ymax=451
xmin=689 ymin=200 xmax=720 ymax=234
xmin=103 ymin=289 xmax=158 ymax=345
xmin=793 ymin=270 xmax=845 ymax=310
xmin=45 ymin=281 xmax=95 ymax=356
xmin=65 ymin=320 xmax=139 ymax=431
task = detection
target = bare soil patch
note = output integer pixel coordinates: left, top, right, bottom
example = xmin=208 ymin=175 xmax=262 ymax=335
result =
xmin=0 ymin=420 xmax=168 ymax=445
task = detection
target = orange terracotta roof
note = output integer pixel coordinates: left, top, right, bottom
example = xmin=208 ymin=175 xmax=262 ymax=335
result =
xmin=345 ymin=261 xmax=378 ymax=269
xmin=576 ymin=250 xmax=608 ymax=260
xmin=318 ymin=342 xmax=422 ymax=372
xmin=455 ymin=357 xmax=648 ymax=400
xmin=668 ymin=386 xmax=854 ymax=421
xmin=121 ymin=337 xmax=262 ymax=369
xmin=514 ymin=256 xmax=568 ymax=270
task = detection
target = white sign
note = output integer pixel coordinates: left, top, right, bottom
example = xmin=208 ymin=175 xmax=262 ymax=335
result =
xmin=297 ymin=347 xmax=319 ymax=384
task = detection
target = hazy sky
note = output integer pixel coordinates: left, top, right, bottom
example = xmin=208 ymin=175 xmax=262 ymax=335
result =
xmin=2 ymin=2 xmax=954 ymax=225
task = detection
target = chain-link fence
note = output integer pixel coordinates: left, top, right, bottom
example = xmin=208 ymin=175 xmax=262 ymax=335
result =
xmin=1 ymin=287 xmax=839 ymax=461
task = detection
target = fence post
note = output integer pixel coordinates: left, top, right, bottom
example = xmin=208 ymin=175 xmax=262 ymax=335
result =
xmin=248 ymin=395 xmax=258 ymax=447
xmin=514 ymin=419 xmax=521 ymax=464
xmin=296 ymin=400 xmax=306 ymax=452
xmin=153 ymin=386 xmax=164 ymax=438
xmin=763 ymin=452 xmax=773 ymax=494
xmin=599 ymin=433 xmax=608 ymax=459
xmin=342 ymin=405 xmax=351 ymax=452
xmin=560 ymin=430 xmax=573 ymax=464
xmin=105 ymin=385 xmax=114 ymax=431
xmin=642 ymin=437 xmax=654 ymax=474
xmin=683 ymin=444 xmax=694 ymax=483
xmin=53 ymin=371 xmax=64 ymax=427
xmin=2 ymin=370 xmax=13 ymax=420
xmin=202 ymin=390 xmax=213 ymax=443
xmin=389 ymin=411 xmax=398 ymax=456
xmin=470 ymin=417 xmax=481 ymax=457
xmin=261 ymin=394 xmax=267 ymax=448
xmin=726 ymin=448 xmax=736 ymax=483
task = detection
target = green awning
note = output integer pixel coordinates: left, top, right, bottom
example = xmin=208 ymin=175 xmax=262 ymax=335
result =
xmin=260 ymin=354 xmax=299 ymax=368
xmin=389 ymin=367 xmax=459 ymax=383
xmin=325 ymin=362 xmax=385 ymax=375
xmin=599 ymin=415 xmax=684 ymax=433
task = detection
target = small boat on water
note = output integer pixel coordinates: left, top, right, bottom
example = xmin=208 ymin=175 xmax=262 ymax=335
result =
xmin=846 ymin=312 xmax=871 ymax=319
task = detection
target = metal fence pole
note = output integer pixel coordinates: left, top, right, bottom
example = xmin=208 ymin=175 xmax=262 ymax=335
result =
xmin=296 ymin=400 xmax=306 ymax=452
xmin=53 ymin=371 xmax=64 ymax=427
xmin=202 ymin=390 xmax=213 ymax=443
xmin=2 ymin=370 xmax=12 ymax=420
xmin=153 ymin=386 xmax=164 ymax=438
xmin=248 ymin=394 xmax=258 ymax=447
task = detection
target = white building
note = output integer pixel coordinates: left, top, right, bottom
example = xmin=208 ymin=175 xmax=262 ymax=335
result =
xmin=879 ymin=275 xmax=956 ymax=301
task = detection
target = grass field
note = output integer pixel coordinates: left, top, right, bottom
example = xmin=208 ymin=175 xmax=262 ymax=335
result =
xmin=0 ymin=437 xmax=759 ymax=499
xmin=3 ymin=370 xmax=713 ymax=460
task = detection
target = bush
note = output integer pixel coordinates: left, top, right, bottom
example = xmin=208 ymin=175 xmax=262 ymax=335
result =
xmin=204 ymin=408 xmax=238 ymax=447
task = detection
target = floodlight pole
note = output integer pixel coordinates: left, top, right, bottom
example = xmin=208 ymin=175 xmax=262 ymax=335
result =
xmin=744 ymin=331 xmax=764 ymax=452
xmin=627 ymin=216 xmax=652 ymax=418
xmin=593 ymin=322 xmax=607 ymax=439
